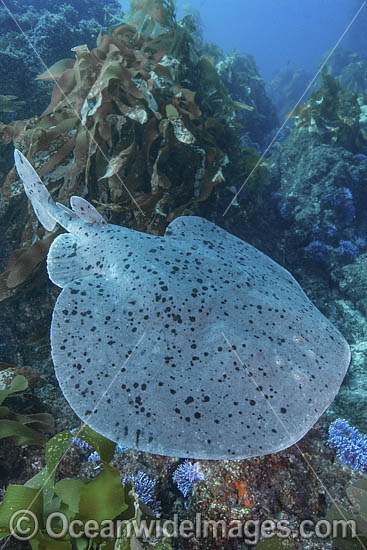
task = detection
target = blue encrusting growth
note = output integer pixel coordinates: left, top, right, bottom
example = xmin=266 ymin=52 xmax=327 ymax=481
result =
xmin=14 ymin=149 xmax=350 ymax=460
xmin=172 ymin=460 xmax=205 ymax=497
xmin=122 ymin=472 xmax=161 ymax=517
xmin=328 ymin=418 xmax=367 ymax=472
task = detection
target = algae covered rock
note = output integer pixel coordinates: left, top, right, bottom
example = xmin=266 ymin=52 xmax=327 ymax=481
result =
xmin=332 ymin=253 xmax=367 ymax=314
xmin=0 ymin=0 xmax=124 ymax=119
xmin=214 ymin=50 xmax=279 ymax=148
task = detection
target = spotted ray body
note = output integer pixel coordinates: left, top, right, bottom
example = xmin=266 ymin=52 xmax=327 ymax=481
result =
xmin=14 ymin=149 xmax=350 ymax=459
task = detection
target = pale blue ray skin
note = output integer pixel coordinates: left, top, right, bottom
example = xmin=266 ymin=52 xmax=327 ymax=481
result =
xmin=14 ymin=149 xmax=351 ymax=460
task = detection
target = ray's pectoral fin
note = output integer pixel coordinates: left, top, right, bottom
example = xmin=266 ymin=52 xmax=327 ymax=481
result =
xmin=47 ymin=233 xmax=107 ymax=288
xmin=165 ymin=215 xmax=231 ymax=246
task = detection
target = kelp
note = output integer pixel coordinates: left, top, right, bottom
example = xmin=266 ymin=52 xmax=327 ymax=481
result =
xmin=0 ymin=362 xmax=44 ymax=390
xmin=0 ymin=0 xmax=259 ymax=300
xmin=0 ymin=427 xmax=171 ymax=549
xmin=0 ymin=95 xmax=26 ymax=114
xmin=0 ymin=232 xmax=59 ymax=302
xmin=289 ymin=68 xmax=367 ymax=153
xmin=198 ymin=56 xmax=254 ymax=120
xmin=124 ymin=0 xmax=176 ymax=38
xmin=1 ymin=18 xmax=227 ymax=241
xmin=0 ymin=370 xmax=54 ymax=446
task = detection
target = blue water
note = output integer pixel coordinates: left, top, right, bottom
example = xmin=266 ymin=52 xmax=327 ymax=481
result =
xmin=120 ymin=0 xmax=365 ymax=78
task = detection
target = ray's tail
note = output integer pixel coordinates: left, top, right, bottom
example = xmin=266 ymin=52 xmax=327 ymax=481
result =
xmin=14 ymin=149 xmax=107 ymax=232
xmin=14 ymin=149 xmax=60 ymax=231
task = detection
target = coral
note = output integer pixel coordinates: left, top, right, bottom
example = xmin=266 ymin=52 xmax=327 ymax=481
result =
xmin=326 ymin=223 xmax=337 ymax=237
xmin=263 ymin=130 xmax=367 ymax=278
xmin=172 ymin=460 xmax=205 ymax=498
xmin=180 ymin=430 xmax=335 ymax=550
xmin=87 ymin=450 xmax=101 ymax=463
xmin=71 ymin=430 xmax=94 ymax=452
xmin=122 ymin=471 xmax=161 ymax=516
xmin=355 ymin=236 xmax=367 ymax=249
xmin=72 ymin=429 xmax=127 ymax=463
xmin=312 ymin=220 xmax=337 ymax=239
xmin=304 ymin=240 xmax=330 ymax=262
xmin=338 ymin=240 xmax=359 ymax=261
xmin=328 ymin=418 xmax=367 ymax=472
xmin=322 ymin=186 xmax=355 ymax=225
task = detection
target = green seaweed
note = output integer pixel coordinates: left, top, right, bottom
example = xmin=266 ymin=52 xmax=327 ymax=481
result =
xmin=0 ymin=428 xmax=172 ymax=549
xmin=255 ymin=537 xmax=295 ymax=549
xmin=0 ymin=372 xmax=54 ymax=446
xmin=323 ymin=478 xmax=367 ymax=549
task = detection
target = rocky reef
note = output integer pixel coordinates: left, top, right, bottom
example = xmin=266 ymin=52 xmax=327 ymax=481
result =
xmin=267 ymin=64 xmax=313 ymax=123
xmin=260 ymin=130 xmax=367 ymax=433
xmin=0 ymin=0 xmax=123 ymax=121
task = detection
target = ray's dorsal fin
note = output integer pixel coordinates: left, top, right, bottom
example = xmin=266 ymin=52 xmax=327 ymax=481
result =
xmin=57 ymin=198 xmax=108 ymax=226
xmin=56 ymin=202 xmax=80 ymax=219
xmin=70 ymin=196 xmax=108 ymax=226
xmin=14 ymin=149 xmax=108 ymax=231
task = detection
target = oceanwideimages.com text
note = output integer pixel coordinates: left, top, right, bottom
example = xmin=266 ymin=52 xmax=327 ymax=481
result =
xmin=9 ymin=510 xmax=358 ymax=545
